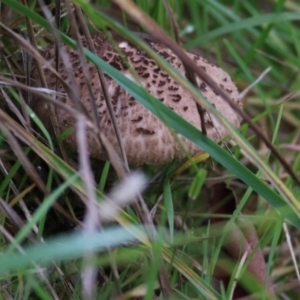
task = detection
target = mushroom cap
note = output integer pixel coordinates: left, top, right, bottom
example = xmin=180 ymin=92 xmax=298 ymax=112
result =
xmin=31 ymin=33 xmax=242 ymax=165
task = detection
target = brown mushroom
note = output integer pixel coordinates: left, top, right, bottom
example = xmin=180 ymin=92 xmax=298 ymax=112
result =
xmin=31 ymin=32 xmax=242 ymax=165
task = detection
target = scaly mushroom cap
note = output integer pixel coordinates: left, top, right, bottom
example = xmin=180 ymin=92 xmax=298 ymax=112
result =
xmin=31 ymin=33 xmax=242 ymax=165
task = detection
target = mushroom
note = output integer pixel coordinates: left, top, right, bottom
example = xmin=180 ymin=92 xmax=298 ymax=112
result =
xmin=31 ymin=32 xmax=242 ymax=165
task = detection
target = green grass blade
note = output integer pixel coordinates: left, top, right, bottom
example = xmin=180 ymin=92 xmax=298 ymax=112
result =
xmin=186 ymin=12 xmax=300 ymax=48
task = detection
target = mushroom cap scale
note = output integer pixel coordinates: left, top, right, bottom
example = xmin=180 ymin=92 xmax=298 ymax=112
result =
xmin=31 ymin=33 xmax=242 ymax=165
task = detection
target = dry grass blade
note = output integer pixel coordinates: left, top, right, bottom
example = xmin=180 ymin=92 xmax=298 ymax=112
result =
xmin=0 ymin=75 xmax=81 ymax=120
xmin=1 ymin=127 xmax=48 ymax=194
xmin=161 ymin=0 xmax=180 ymax=44
xmin=229 ymin=243 xmax=251 ymax=300
xmin=73 ymin=4 xmax=128 ymax=166
xmin=77 ymin=116 xmax=99 ymax=300
xmin=1 ymin=87 xmax=28 ymax=130
xmin=0 ymin=47 xmax=30 ymax=130
xmin=100 ymin=173 xmax=146 ymax=219
xmin=283 ymin=222 xmax=300 ymax=284
xmin=0 ymin=196 xmax=35 ymax=241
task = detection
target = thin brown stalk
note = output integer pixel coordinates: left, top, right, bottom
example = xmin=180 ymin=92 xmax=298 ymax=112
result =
xmin=33 ymin=0 xmax=69 ymax=161
xmin=74 ymin=5 xmax=129 ymax=166
xmin=0 ymin=46 xmax=31 ymax=130
xmin=64 ymin=2 xmax=104 ymax=154
xmin=1 ymin=127 xmax=48 ymax=194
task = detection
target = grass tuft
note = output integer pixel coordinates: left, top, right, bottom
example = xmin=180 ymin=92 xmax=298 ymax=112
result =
xmin=0 ymin=0 xmax=300 ymax=299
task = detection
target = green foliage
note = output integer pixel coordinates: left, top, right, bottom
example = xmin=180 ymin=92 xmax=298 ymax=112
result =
xmin=1 ymin=0 xmax=300 ymax=299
